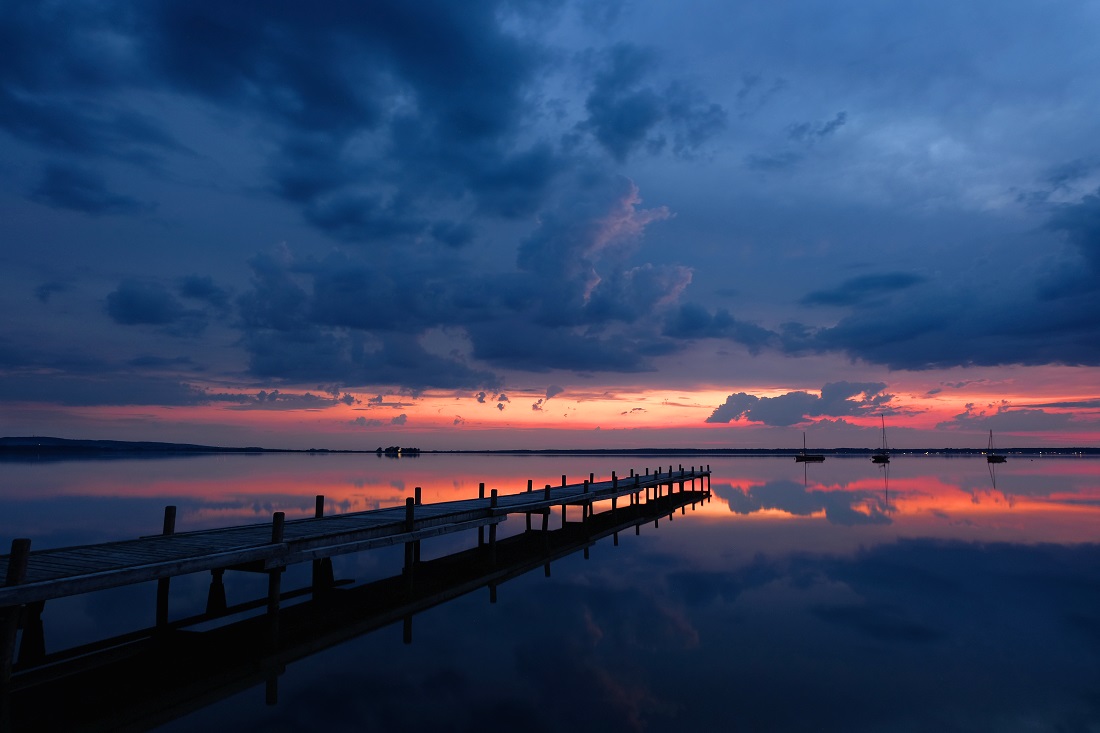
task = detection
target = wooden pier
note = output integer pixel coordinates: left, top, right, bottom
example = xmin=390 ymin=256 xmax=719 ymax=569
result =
xmin=3 ymin=486 xmax=708 ymax=732
xmin=0 ymin=465 xmax=710 ymax=705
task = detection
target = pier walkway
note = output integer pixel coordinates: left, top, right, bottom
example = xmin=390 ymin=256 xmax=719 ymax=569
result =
xmin=0 ymin=465 xmax=710 ymax=691
xmin=4 ymin=489 xmax=708 ymax=732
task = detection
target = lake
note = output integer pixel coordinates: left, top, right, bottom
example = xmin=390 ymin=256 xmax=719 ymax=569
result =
xmin=2 ymin=453 xmax=1099 ymax=732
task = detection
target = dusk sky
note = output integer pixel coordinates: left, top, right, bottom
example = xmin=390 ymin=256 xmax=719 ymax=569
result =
xmin=3 ymin=0 xmax=1100 ymax=450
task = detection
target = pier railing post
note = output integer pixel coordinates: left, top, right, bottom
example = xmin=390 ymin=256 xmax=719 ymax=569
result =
xmin=156 ymin=506 xmax=176 ymax=630
xmin=1 ymin=538 xmax=31 ymax=689
xmin=311 ymin=495 xmax=334 ymax=595
xmin=404 ymin=498 xmax=416 ymax=585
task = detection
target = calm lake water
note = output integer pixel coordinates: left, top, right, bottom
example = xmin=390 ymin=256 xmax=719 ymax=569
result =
xmin=2 ymin=453 xmax=1099 ymax=732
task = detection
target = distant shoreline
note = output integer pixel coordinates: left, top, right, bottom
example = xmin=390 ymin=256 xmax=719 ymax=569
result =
xmin=2 ymin=436 xmax=1098 ymax=458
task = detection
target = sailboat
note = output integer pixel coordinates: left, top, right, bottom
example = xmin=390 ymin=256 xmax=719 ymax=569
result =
xmin=795 ymin=432 xmax=825 ymax=462
xmin=871 ymin=415 xmax=890 ymax=463
xmin=986 ymin=429 xmax=1007 ymax=464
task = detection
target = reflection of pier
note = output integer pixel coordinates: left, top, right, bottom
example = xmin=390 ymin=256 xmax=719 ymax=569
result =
xmin=2 ymin=480 xmax=709 ymax=732
xmin=1 ymin=467 xmax=709 ymax=720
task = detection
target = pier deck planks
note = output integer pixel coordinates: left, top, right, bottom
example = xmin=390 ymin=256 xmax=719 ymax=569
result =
xmin=0 ymin=468 xmax=709 ymax=608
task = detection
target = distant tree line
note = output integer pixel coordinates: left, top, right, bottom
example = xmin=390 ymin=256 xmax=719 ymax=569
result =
xmin=377 ymin=445 xmax=420 ymax=456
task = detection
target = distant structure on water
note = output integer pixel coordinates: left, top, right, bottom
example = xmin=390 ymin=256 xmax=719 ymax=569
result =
xmin=986 ymin=430 xmax=1006 ymax=464
xmin=872 ymin=415 xmax=890 ymax=464
xmin=795 ymin=432 xmax=825 ymax=463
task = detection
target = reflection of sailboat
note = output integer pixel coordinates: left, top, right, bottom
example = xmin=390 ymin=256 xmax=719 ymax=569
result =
xmin=987 ymin=459 xmax=998 ymax=491
xmin=795 ymin=432 xmax=825 ymax=462
xmin=986 ymin=429 xmax=1007 ymax=464
xmin=871 ymin=415 xmax=890 ymax=464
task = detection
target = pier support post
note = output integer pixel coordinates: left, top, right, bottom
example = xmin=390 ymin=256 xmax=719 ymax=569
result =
xmin=478 ymin=483 xmax=485 ymax=546
xmin=207 ymin=569 xmax=227 ymax=614
xmin=1 ymin=538 xmax=31 ymax=689
xmin=489 ymin=490 xmax=498 ymax=564
xmin=265 ymin=673 xmax=279 ymax=706
xmin=267 ymin=512 xmax=285 ymax=644
xmin=403 ymin=498 xmax=416 ymax=585
xmin=156 ymin=506 xmax=176 ymax=630
xmin=16 ymin=601 xmax=45 ymax=667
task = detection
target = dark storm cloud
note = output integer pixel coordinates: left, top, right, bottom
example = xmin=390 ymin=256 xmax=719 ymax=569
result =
xmin=232 ymin=172 xmax=689 ymax=384
xmin=2 ymin=0 xmax=557 ymax=242
xmin=801 ymin=273 xmax=927 ymax=307
xmin=178 ymin=275 xmax=231 ymax=312
xmin=662 ymin=304 xmax=776 ymax=352
xmin=1046 ymin=186 xmax=1100 ymax=276
xmin=749 ymin=193 xmax=1100 ymax=369
xmin=106 ymin=280 xmax=196 ymax=328
xmin=5 ymin=0 xmax=736 ymax=394
xmin=30 ymin=163 xmax=152 ymax=216
xmin=713 ymin=480 xmax=891 ymax=526
xmin=0 ymin=372 xmax=247 ymax=407
xmin=580 ymin=44 xmax=727 ymax=162
xmin=235 ymin=250 xmax=499 ymax=388
xmin=225 ymin=389 xmax=359 ymax=411
xmin=706 ymin=381 xmax=891 ymax=426
xmin=0 ymin=89 xmax=184 ymax=165
xmin=244 ymin=328 xmax=499 ymax=392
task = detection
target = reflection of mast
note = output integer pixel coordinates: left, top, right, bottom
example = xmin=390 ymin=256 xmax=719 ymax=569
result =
xmin=988 ymin=459 xmax=998 ymax=491
xmin=877 ymin=460 xmax=890 ymax=514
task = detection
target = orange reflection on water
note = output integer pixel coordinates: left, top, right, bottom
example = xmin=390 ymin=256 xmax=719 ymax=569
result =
xmin=706 ymin=456 xmax=1100 ymax=544
xmin=2 ymin=454 xmax=1097 ymax=545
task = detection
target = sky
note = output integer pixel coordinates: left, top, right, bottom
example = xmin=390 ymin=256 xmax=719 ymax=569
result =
xmin=2 ymin=0 xmax=1100 ymax=450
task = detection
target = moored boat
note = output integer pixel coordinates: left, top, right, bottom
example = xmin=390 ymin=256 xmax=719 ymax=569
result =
xmin=795 ymin=432 xmax=825 ymax=462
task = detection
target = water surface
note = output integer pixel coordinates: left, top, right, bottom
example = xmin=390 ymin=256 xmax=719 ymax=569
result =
xmin=2 ymin=453 xmax=1098 ymax=731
